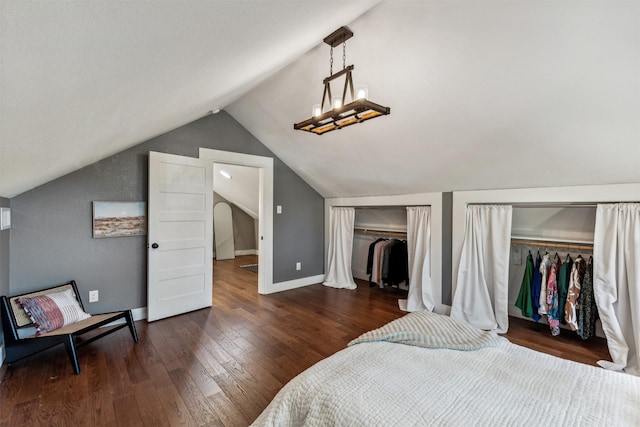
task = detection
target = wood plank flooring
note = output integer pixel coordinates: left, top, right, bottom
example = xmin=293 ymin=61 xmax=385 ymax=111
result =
xmin=0 ymin=255 xmax=611 ymax=426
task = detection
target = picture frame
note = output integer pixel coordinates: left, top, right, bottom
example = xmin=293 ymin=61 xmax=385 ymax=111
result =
xmin=92 ymin=201 xmax=146 ymax=238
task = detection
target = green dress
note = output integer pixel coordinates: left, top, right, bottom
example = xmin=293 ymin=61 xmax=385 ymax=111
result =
xmin=558 ymin=255 xmax=573 ymax=325
xmin=515 ymin=253 xmax=534 ymax=318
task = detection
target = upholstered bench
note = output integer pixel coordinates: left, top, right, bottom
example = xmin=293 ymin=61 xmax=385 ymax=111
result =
xmin=1 ymin=280 xmax=138 ymax=374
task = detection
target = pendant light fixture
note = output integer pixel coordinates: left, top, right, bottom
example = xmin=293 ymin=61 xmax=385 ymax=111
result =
xmin=294 ymin=27 xmax=390 ymax=135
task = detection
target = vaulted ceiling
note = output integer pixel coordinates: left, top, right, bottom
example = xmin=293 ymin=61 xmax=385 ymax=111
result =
xmin=2 ymin=1 xmax=639 ymax=200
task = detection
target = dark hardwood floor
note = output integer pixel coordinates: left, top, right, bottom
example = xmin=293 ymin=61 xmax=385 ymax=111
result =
xmin=0 ymin=255 xmax=610 ymax=426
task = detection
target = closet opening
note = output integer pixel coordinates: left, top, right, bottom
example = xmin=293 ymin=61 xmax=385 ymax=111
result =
xmin=352 ymin=206 xmax=409 ymax=290
xmin=507 ymin=204 xmax=602 ymax=339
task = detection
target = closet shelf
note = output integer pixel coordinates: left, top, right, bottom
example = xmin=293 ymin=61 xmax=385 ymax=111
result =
xmin=354 ymin=228 xmax=407 ymax=238
xmin=511 ymin=237 xmax=593 ymax=251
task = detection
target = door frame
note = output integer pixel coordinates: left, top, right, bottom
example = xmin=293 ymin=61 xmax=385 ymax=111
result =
xmin=199 ymin=148 xmax=273 ymax=294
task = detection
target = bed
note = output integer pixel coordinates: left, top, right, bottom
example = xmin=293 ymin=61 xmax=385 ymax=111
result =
xmin=252 ymin=311 xmax=640 ymax=426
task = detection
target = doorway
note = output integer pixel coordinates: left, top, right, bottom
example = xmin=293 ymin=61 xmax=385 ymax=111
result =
xmin=213 ymin=163 xmax=259 ymax=279
xmin=199 ymin=148 xmax=274 ymax=295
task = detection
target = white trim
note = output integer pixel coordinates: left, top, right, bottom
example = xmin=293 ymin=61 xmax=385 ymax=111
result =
xmin=267 ymin=274 xmax=325 ymax=294
xmin=102 ymin=307 xmax=148 ymax=326
xmin=235 ymin=249 xmax=258 ymax=256
xmin=352 ymin=267 xmax=368 ymax=281
xmin=451 ymin=182 xmax=640 ymax=307
xmin=0 ymin=344 xmax=4 ymax=366
xmin=131 ymin=307 xmax=147 ymax=321
xmin=199 ymin=148 xmax=274 ymax=295
xmin=325 ymin=192 xmax=445 ymax=314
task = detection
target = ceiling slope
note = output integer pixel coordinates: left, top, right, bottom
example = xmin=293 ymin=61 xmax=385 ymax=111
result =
xmin=0 ymin=0 xmax=379 ymax=197
xmin=213 ymin=163 xmax=259 ymax=219
xmin=227 ymin=1 xmax=640 ymax=198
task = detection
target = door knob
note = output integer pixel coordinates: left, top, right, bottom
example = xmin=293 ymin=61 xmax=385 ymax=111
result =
xmin=151 ymin=243 xmax=159 ymax=249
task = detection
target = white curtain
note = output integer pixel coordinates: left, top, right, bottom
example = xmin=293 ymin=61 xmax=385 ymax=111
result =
xmin=406 ymin=206 xmax=433 ymax=311
xmin=593 ymin=203 xmax=640 ymax=376
xmin=323 ymin=207 xmax=357 ymax=290
xmin=451 ymin=205 xmax=512 ymax=333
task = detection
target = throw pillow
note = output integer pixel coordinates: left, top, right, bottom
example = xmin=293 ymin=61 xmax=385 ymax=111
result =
xmin=17 ymin=288 xmax=91 ymax=334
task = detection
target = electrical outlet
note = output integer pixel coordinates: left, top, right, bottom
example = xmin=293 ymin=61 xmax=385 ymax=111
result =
xmin=277 ymin=205 xmax=283 ymax=214
xmin=296 ymin=262 xmax=302 ymax=271
xmin=88 ymin=290 xmax=99 ymax=303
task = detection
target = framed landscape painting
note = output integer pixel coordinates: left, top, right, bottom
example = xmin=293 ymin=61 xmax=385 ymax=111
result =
xmin=93 ymin=201 xmax=147 ymax=238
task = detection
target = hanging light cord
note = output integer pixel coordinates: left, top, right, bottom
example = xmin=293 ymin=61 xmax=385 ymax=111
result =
xmin=329 ymin=37 xmax=348 ymax=76
xmin=330 ymin=46 xmax=333 ymax=76
xmin=343 ymin=40 xmax=347 ymax=70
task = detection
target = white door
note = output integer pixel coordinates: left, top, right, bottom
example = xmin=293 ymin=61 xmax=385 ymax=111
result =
xmin=147 ymin=151 xmax=213 ymax=321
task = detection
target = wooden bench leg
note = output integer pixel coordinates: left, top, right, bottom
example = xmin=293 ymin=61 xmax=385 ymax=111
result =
xmin=63 ymin=334 xmax=81 ymax=374
xmin=125 ymin=310 xmax=139 ymax=343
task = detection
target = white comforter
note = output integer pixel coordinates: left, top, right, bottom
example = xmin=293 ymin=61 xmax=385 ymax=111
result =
xmin=252 ymin=313 xmax=640 ymax=426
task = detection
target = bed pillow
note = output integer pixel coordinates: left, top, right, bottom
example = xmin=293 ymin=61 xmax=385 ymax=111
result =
xmin=17 ymin=288 xmax=91 ymax=334
xmin=348 ymin=310 xmax=504 ymax=351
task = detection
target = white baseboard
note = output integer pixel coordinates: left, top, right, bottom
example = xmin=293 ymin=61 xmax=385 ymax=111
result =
xmin=352 ymin=268 xmax=368 ymax=281
xmin=214 ymin=249 xmax=258 ymax=259
xmin=235 ymin=249 xmax=258 ymax=256
xmin=132 ymin=307 xmax=147 ymax=321
xmin=102 ymin=306 xmax=147 ymax=327
xmin=263 ymin=274 xmax=325 ymax=294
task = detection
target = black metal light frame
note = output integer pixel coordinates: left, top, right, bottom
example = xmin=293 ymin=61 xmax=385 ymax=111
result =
xmin=294 ymin=27 xmax=390 ymax=135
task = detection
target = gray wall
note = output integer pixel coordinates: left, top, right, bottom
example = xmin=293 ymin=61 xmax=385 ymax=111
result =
xmin=0 ymin=198 xmax=9 ymax=297
xmin=9 ymin=112 xmax=324 ymax=312
xmin=213 ymin=193 xmax=257 ymax=253
xmin=441 ymin=192 xmax=453 ymax=306
xmin=0 ymin=198 xmax=9 ymax=349
xmin=274 ymin=166 xmax=325 ymax=281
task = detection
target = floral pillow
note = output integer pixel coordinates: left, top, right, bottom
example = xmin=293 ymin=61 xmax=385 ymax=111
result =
xmin=17 ymin=288 xmax=91 ymax=334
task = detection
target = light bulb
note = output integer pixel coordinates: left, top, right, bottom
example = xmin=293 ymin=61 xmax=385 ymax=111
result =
xmin=312 ymin=104 xmax=322 ymax=117
xmin=332 ymin=96 xmax=342 ymax=109
xmin=356 ymin=85 xmax=368 ymax=100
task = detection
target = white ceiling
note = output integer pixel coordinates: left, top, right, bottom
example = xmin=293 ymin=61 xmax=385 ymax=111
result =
xmin=228 ymin=1 xmax=640 ymax=197
xmin=213 ymin=163 xmax=259 ymax=219
xmin=1 ymin=1 xmax=639 ymax=200
xmin=0 ymin=0 xmax=378 ymax=198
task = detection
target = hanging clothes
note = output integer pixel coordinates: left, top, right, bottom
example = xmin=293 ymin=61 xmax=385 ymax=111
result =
xmin=367 ymin=238 xmax=409 ymax=289
xmin=546 ymin=253 xmax=562 ymax=336
xmin=558 ymin=254 xmax=573 ymax=325
xmin=530 ymin=252 xmax=543 ymax=322
xmin=565 ymin=255 xmax=586 ymax=331
xmin=538 ymin=253 xmax=551 ymax=315
xmin=384 ymin=240 xmax=409 ymax=287
xmin=366 ymin=238 xmax=385 ymax=278
xmin=380 ymin=239 xmax=397 ymax=286
xmin=577 ymin=256 xmax=598 ymax=340
xmin=370 ymin=239 xmax=388 ymax=287
xmin=515 ymin=252 xmax=534 ymax=318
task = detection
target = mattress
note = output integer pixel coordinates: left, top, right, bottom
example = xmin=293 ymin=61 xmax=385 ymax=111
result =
xmin=252 ymin=311 xmax=640 ymax=426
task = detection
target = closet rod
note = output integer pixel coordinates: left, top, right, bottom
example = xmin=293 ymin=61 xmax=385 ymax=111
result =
xmin=333 ymin=205 xmax=428 ymax=209
xmin=354 ymin=228 xmax=407 ymax=238
xmin=511 ymin=238 xmax=593 ymax=251
xmin=471 ymin=202 xmax=597 ymax=208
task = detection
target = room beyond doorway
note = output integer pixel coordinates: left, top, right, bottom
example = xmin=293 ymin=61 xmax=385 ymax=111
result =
xmin=200 ymin=148 xmax=273 ymax=295
xmin=213 ymin=255 xmax=259 ymax=292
